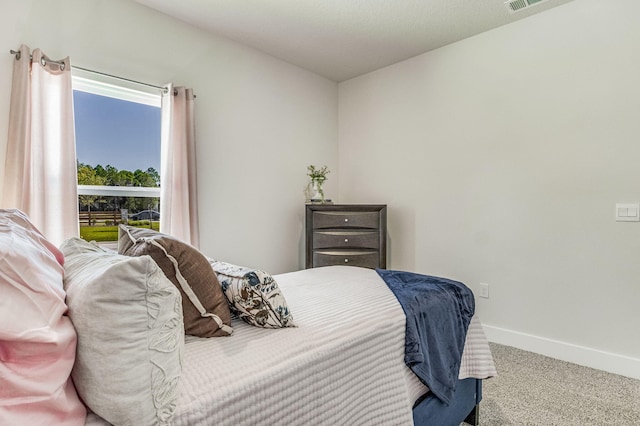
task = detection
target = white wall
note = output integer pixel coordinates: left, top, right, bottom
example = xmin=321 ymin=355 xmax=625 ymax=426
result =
xmin=338 ymin=0 xmax=640 ymax=378
xmin=0 ymin=0 xmax=338 ymax=274
xmin=2 ymin=0 xmax=638 ymax=378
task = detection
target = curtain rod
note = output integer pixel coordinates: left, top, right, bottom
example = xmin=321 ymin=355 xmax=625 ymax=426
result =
xmin=72 ymin=65 xmax=168 ymax=93
xmin=73 ymin=65 xmax=195 ymax=97
xmin=10 ymin=49 xmax=65 ymax=68
xmin=9 ymin=50 xmax=193 ymax=97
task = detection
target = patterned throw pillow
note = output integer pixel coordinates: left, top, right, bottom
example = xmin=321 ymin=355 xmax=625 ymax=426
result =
xmin=210 ymin=260 xmax=296 ymax=328
xmin=119 ymin=225 xmax=232 ymax=338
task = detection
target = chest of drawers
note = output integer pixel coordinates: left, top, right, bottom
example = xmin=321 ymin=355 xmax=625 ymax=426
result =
xmin=305 ymin=204 xmax=387 ymax=269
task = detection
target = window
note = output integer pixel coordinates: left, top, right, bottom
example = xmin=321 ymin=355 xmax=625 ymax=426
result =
xmin=72 ymin=69 xmax=162 ymax=243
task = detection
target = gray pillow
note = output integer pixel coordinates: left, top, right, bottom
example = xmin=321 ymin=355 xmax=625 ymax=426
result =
xmin=61 ymin=237 xmax=184 ymax=426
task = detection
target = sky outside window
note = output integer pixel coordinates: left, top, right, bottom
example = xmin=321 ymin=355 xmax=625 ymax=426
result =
xmin=73 ymin=90 xmax=161 ymax=173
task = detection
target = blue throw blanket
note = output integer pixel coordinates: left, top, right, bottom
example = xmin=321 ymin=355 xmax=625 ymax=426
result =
xmin=376 ymin=269 xmax=475 ymax=405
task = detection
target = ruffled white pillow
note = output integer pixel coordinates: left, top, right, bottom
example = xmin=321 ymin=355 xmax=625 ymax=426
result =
xmin=61 ymin=237 xmax=184 ymax=426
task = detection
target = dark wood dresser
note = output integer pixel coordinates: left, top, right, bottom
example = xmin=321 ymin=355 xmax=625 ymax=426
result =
xmin=305 ymin=204 xmax=387 ymax=269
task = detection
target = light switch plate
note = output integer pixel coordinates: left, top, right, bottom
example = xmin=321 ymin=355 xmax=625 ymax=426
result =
xmin=479 ymin=283 xmax=489 ymax=299
xmin=616 ymin=203 xmax=640 ymax=222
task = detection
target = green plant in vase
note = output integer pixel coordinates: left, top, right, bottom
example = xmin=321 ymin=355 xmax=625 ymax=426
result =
xmin=307 ymin=165 xmax=330 ymax=203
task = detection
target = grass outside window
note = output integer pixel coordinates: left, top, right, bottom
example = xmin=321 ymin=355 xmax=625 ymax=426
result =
xmin=80 ymin=220 xmax=159 ymax=242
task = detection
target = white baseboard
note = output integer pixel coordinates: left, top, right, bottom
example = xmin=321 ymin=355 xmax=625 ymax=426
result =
xmin=483 ymin=324 xmax=640 ymax=380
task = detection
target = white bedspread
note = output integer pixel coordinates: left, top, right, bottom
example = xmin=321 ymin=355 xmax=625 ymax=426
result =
xmin=86 ymin=266 xmax=495 ymax=426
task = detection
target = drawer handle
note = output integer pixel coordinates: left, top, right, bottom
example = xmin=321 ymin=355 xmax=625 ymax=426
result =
xmin=344 ymin=238 xmax=349 ymax=243
xmin=344 ymin=218 xmax=349 ymax=223
xmin=344 ymin=258 xmax=349 ymax=263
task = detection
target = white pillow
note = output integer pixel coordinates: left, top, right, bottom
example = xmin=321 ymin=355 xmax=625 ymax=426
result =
xmin=61 ymin=237 xmax=184 ymax=426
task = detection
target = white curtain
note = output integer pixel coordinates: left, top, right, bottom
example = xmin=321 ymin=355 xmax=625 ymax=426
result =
xmin=160 ymin=84 xmax=200 ymax=247
xmin=2 ymin=44 xmax=78 ymax=245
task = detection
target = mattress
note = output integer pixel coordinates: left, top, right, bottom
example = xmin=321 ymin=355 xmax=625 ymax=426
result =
xmin=85 ymin=266 xmax=496 ymax=425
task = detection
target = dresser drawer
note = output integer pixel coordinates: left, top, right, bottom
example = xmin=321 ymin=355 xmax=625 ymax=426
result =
xmin=312 ymin=211 xmax=379 ymax=229
xmin=313 ymin=250 xmax=379 ymax=269
xmin=313 ymin=230 xmax=379 ymax=249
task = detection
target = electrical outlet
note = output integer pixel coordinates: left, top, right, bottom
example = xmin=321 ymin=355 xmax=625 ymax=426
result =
xmin=479 ymin=283 xmax=489 ymax=299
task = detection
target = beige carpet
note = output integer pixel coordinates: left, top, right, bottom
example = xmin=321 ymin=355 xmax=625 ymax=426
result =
xmin=479 ymin=343 xmax=640 ymax=425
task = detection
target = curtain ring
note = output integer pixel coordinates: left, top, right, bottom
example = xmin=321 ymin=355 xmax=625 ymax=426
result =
xmin=15 ymin=50 xmax=21 ymax=60
xmin=60 ymin=62 xmax=65 ymax=71
xmin=40 ymin=56 xmax=46 ymax=67
xmin=173 ymin=88 xmax=178 ymax=96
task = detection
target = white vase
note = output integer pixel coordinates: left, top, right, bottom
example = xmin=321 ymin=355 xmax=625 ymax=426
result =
xmin=310 ymin=180 xmax=324 ymax=202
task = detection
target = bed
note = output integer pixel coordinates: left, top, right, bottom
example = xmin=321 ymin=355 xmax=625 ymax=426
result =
xmin=86 ymin=265 xmax=496 ymax=426
xmin=0 ymin=209 xmax=496 ymax=426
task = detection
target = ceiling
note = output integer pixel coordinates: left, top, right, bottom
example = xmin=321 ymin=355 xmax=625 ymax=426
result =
xmin=134 ymin=0 xmax=575 ymax=82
